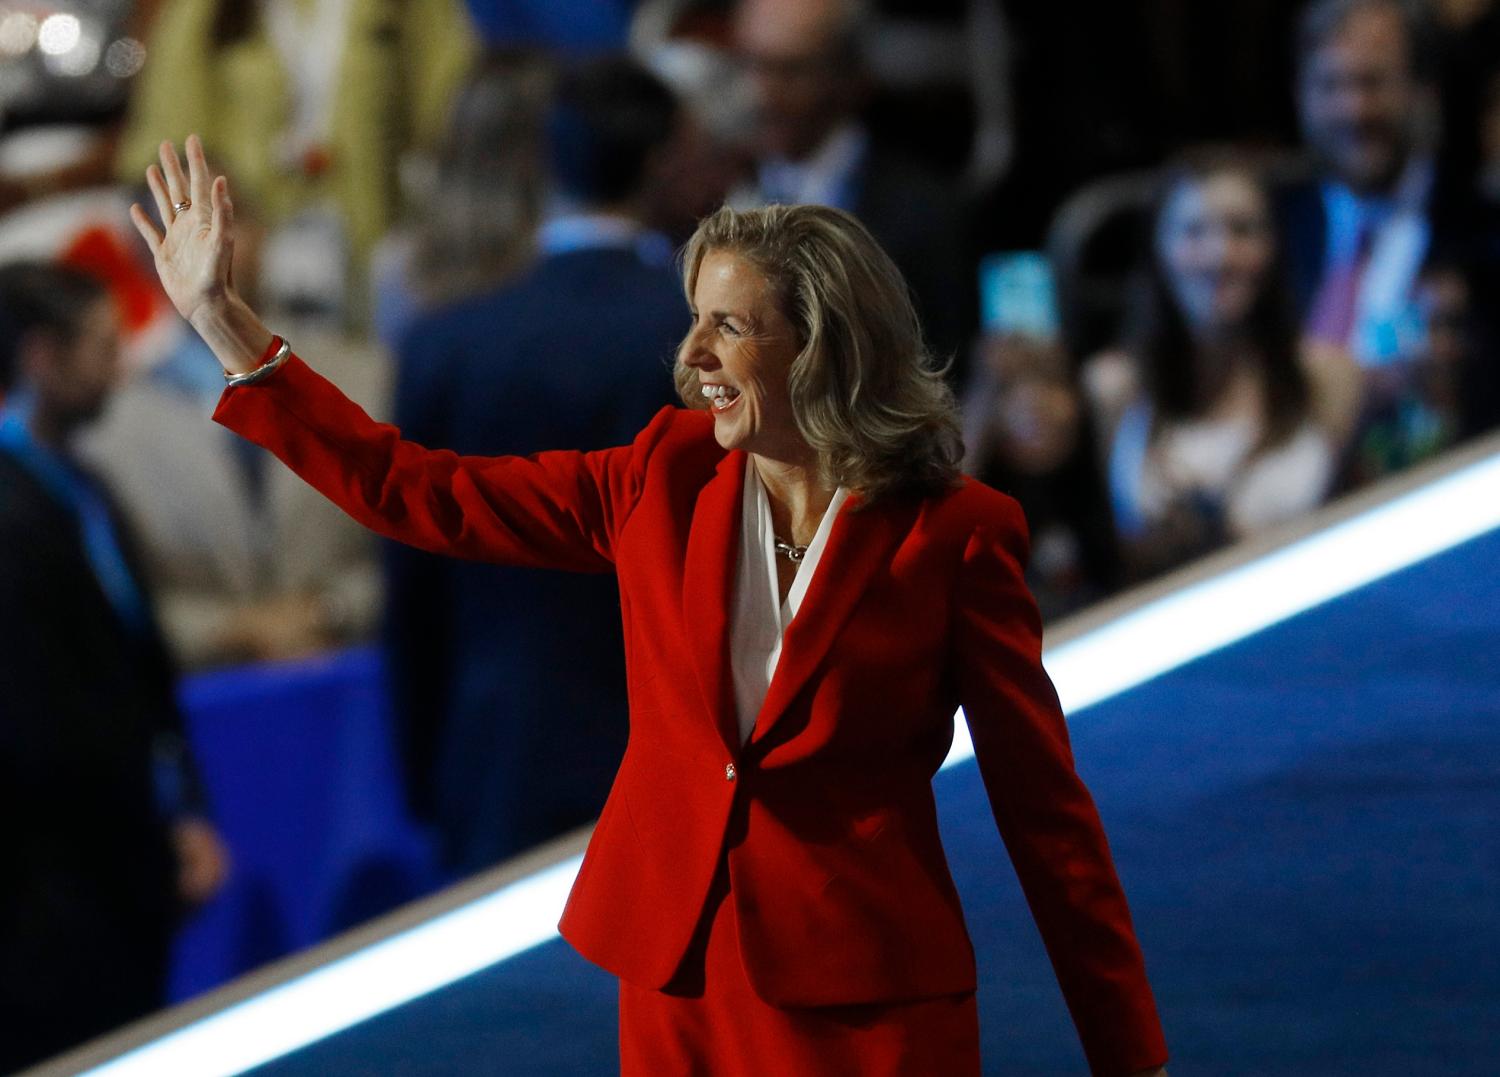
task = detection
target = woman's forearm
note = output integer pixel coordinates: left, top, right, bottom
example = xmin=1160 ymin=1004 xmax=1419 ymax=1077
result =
xmin=189 ymin=293 xmax=276 ymax=376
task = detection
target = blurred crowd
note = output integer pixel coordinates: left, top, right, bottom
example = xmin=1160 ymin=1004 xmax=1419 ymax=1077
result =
xmin=4 ymin=0 xmax=1500 ymax=1066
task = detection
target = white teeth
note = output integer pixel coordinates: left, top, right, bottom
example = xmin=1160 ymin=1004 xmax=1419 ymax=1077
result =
xmin=701 ymin=384 xmax=741 ymax=408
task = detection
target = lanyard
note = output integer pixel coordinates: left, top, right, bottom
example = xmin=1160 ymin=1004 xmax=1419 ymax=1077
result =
xmin=0 ymin=402 xmax=151 ymax=636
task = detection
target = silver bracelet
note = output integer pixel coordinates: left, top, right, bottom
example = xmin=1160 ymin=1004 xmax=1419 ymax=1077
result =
xmin=224 ymin=336 xmax=292 ymax=388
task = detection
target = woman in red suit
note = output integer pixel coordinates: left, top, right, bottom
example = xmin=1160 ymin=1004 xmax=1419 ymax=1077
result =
xmin=133 ymin=137 xmax=1169 ymax=1076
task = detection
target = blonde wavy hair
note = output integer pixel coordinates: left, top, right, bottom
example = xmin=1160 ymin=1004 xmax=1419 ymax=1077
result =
xmin=674 ymin=204 xmax=963 ymax=503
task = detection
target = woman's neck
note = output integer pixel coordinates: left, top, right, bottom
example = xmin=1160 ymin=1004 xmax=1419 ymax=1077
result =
xmin=1187 ymin=326 xmax=1259 ymax=410
xmin=751 ymin=453 xmax=837 ymax=547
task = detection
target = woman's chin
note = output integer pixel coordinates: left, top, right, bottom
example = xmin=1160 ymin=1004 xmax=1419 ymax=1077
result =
xmin=711 ymin=425 xmax=745 ymax=452
xmin=709 ymin=400 xmax=747 ymax=449
xmin=1210 ymin=290 xmax=1258 ymax=326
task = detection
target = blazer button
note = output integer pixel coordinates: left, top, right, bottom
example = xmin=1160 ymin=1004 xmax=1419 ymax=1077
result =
xmin=725 ymin=762 xmax=737 ymax=781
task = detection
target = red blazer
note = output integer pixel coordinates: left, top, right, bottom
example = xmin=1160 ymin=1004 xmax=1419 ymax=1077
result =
xmin=215 ymin=356 xmax=1167 ymax=1075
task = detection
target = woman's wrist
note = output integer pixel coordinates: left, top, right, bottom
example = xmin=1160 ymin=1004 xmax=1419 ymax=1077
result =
xmin=188 ymin=292 xmax=275 ymax=375
xmin=223 ymin=337 xmax=292 ymax=388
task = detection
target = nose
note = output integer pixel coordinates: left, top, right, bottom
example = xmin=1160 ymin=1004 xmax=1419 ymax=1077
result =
xmin=680 ymin=322 xmax=719 ymax=371
xmin=1340 ymin=85 xmax=1383 ymax=128
xmin=1201 ymin=227 xmax=1232 ymax=266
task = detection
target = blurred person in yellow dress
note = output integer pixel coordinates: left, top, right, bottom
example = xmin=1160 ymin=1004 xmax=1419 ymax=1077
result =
xmin=118 ymin=0 xmax=476 ymax=324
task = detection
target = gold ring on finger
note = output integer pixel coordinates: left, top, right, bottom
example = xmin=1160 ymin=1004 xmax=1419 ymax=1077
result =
xmin=173 ymin=199 xmax=192 ymax=216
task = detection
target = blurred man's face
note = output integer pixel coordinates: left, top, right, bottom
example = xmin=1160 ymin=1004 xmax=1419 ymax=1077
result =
xmin=1299 ymin=5 xmax=1422 ymax=193
xmin=35 ymin=297 xmax=122 ymax=427
xmin=734 ymin=0 xmax=856 ymax=161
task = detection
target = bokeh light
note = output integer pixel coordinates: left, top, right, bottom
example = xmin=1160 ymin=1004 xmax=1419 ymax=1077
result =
xmin=44 ymin=31 xmax=100 ymax=78
xmin=104 ymin=37 xmax=146 ymax=80
xmin=36 ymin=12 xmax=81 ymax=57
xmin=0 ymin=9 xmax=38 ymax=57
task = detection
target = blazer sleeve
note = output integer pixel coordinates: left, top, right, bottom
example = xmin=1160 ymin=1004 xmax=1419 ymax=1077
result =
xmin=951 ymin=507 xmax=1168 ymax=1076
xmin=213 ymin=353 xmax=666 ymax=572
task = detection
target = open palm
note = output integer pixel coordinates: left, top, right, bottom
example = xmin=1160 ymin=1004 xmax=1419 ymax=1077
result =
xmin=130 ymin=135 xmax=236 ymax=325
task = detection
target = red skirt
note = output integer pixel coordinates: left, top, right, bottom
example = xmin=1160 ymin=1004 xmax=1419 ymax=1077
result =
xmin=618 ymin=863 xmax=980 ymax=1076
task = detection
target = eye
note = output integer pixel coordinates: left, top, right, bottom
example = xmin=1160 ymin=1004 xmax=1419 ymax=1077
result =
xmin=720 ymin=318 xmax=745 ymax=337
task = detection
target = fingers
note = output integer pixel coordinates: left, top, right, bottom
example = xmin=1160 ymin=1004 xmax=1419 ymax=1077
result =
xmin=210 ymin=174 xmax=233 ymax=241
xmin=186 ymin=133 xmax=212 ymax=210
xmin=158 ymin=139 xmax=189 ymax=210
xmin=129 ymin=203 xmax=164 ymax=252
xmin=145 ymin=163 xmax=174 ymax=225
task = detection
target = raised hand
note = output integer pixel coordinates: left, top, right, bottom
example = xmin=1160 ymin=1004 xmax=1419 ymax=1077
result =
xmin=130 ymin=135 xmax=235 ymax=326
xmin=129 ymin=134 xmax=273 ymax=376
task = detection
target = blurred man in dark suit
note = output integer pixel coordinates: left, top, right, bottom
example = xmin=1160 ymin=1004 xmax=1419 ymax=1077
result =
xmin=730 ymin=0 xmax=975 ymax=380
xmin=1278 ymin=0 xmax=1500 ymax=438
xmin=387 ymin=56 xmax=686 ymax=875
xmin=0 ymin=262 xmax=228 ymax=1072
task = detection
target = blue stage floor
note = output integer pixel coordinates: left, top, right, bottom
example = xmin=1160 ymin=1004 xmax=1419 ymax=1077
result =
xmin=242 ymin=528 xmax=1500 ymax=1075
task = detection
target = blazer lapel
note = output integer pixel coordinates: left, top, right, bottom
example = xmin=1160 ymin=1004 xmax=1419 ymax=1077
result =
xmin=681 ymin=451 xmax=747 ymax=754
xmin=749 ymin=494 xmax=915 ymax=747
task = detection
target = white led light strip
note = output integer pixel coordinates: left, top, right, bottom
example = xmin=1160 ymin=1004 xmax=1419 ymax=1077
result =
xmin=943 ymin=449 xmax=1500 ymax=769
xmin=73 ymin=449 xmax=1500 ymax=1077
xmin=74 ymin=859 xmax=581 ymax=1077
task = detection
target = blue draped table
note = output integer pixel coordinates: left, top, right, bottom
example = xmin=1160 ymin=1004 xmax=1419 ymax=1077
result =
xmin=168 ymin=646 xmax=442 ymax=1001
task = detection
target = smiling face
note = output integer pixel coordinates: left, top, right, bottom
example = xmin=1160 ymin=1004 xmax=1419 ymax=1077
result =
xmin=680 ymin=249 xmax=807 ymax=461
xmin=1299 ymin=4 xmax=1421 ymax=193
xmin=1156 ymin=170 xmax=1277 ymax=337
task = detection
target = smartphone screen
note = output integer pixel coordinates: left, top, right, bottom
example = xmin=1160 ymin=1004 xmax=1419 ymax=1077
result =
xmin=979 ymin=251 xmax=1059 ymax=340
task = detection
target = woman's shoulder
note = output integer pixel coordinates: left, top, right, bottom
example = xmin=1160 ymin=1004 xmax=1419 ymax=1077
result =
xmin=904 ymin=477 xmax=1038 ymax=583
xmin=622 ymin=405 xmax=722 ymax=477
xmin=920 ymin=474 xmax=1029 ymax=545
xmin=634 ymin=405 xmax=714 ymax=449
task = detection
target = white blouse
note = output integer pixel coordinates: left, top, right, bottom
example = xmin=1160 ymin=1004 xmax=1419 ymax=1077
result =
xmin=1108 ymin=401 xmax=1334 ymax=540
xmin=729 ymin=457 xmax=850 ymax=745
